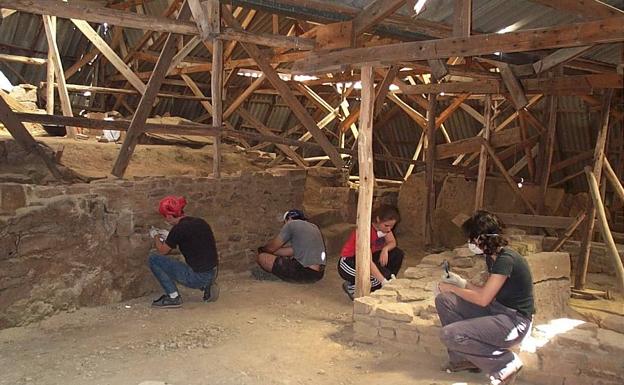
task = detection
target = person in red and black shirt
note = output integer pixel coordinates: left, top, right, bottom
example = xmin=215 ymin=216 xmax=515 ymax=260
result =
xmin=337 ymin=204 xmax=404 ymax=300
xmin=148 ymin=196 xmax=219 ymax=308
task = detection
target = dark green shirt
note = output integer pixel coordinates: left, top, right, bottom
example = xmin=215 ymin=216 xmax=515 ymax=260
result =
xmin=486 ymin=248 xmax=535 ymax=317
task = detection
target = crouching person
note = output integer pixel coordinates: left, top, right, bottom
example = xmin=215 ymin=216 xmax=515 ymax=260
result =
xmin=435 ymin=210 xmax=533 ymax=385
xmin=255 ymin=209 xmax=326 ymax=283
xmin=148 ymin=196 xmax=219 ymax=308
xmin=338 ymin=204 xmax=404 ymax=300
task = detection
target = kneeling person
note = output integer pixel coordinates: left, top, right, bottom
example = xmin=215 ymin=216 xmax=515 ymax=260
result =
xmin=256 ymin=209 xmax=326 ymax=283
xmin=149 ymin=196 xmax=219 ymax=308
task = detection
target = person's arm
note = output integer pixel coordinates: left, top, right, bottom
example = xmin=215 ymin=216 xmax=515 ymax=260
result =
xmin=370 ymin=262 xmax=387 ymax=283
xmin=379 ymin=231 xmax=397 ymax=266
xmin=261 ymin=235 xmax=285 ymax=254
xmin=154 ymin=235 xmax=172 ymax=255
xmin=438 ymin=273 xmax=507 ymax=307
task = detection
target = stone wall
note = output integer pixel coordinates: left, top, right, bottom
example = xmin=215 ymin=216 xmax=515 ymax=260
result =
xmin=0 ymin=170 xmax=305 ymax=328
xmin=352 ymin=236 xmax=624 ymax=384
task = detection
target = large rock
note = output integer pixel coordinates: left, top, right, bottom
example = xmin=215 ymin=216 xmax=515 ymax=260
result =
xmin=525 ymin=252 xmax=570 ymax=282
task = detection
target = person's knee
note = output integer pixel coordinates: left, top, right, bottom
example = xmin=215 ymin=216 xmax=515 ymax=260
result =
xmin=148 ymin=253 xmax=162 ymax=267
xmin=439 ymin=325 xmax=455 ymax=345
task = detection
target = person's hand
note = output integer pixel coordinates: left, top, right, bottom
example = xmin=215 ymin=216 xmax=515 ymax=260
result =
xmin=437 ymin=282 xmax=456 ymax=293
xmin=149 ymin=227 xmax=158 ymax=239
xmin=379 ymin=249 xmax=389 ymax=267
xmin=440 ymin=271 xmax=467 ymax=288
xmin=257 ymin=246 xmax=267 ymax=254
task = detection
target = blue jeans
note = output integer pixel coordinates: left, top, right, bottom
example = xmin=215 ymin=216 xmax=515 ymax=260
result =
xmin=148 ymin=254 xmax=216 ymax=295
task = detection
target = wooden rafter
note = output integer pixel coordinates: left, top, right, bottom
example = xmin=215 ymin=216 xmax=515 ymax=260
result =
xmin=351 ymin=0 xmax=407 ymax=36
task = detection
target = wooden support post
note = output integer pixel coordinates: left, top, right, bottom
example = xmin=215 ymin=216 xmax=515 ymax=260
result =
xmin=603 ymin=158 xmax=624 ymax=202
xmin=538 ymin=95 xmax=558 ymax=213
xmin=355 ymin=65 xmax=375 ymax=298
xmin=575 ymin=89 xmax=613 ymax=289
xmin=475 ymin=95 xmax=491 ymax=210
xmin=425 ymin=93 xmax=437 ymax=246
xmin=0 ymin=96 xmax=65 ymax=180
xmin=42 ymin=15 xmax=76 ymax=138
xmin=112 ymin=1 xmax=192 ymax=178
xmin=45 ymin=16 xmax=55 ymax=115
xmin=448 ymin=0 xmax=471 ymax=65
xmin=207 ymin=0 xmax=222 ymax=178
xmin=585 ymin=167 xmax=624 ymax=294
xmin=549 ymin=211 xmax=587 ymax=252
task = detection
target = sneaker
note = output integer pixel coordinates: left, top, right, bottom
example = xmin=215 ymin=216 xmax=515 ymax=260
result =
xmin=203 ymin=282 xmax=220 ymax=302
xmin=251 ymin=266 xmax=279 ymax=281
xmin=342 ymin=281 xmax=355 ymax=301
xmin=442 ymin=360 xmax=481 ymax=373
xmin=488 ymin=355 xmax=523 ymax=385
xmin=152 ymin=294 xmax=182 ymax=308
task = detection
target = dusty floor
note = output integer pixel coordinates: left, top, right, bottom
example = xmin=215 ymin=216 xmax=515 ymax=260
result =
xmin=0 ymin=254 xmax=535 ymax=385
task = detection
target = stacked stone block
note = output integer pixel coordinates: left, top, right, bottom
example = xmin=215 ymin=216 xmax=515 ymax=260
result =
xmin=0 ymin=170 xmax=304 ymax=328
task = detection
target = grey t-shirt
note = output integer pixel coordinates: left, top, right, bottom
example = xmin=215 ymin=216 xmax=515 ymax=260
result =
xmin=278 ymin=220 xmax=326 ymax=267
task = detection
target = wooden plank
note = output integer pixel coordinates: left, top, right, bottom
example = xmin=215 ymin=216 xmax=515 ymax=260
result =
xmin=112 ymin=2 xmax=192 ymax=178
xmin=499 ymin=63 xmax=528 ymax=110
xmin=374 ymin=66 xmax=399 ymax=117
xmin=518 ymin=110 xmax=535 ymax=181
xmin=71 ymin=19 xmax=147 ymax=94
xmin=528 ymin=0 xmax=624 ymax=20
xmin=425 ymin=93 xmax=437 ymax=245
xmin=538 ymin=95 xmax=558 ymax=213
xmin=0 ymin=53 xmax=46 ymax=65
xmin=0 ymin=96 xmax=65 ymax=180
xmin=475 ymin=95 xmax=491 ymax=210
xmin=42 ymin=15 xmax=76 ymax=138
xmin=576 ymin=89 xmax=613 ymax=289
xmin=209 ymin=0 xmax=222 ymax=178
xmin=435 ymin=93 xmax=470 ymax=128
xmin=315 ymin=21 xmax=354 ymax=50
xmin=585 ymin=167 xmax=624 ymax=294
xmin=387 ymin=93 xmax=427 ymax=128
xmin=494 ymin=212 xmax=574 ymax=229
xmin=533 ymin=46 xmax=593 ymax=74
xmin=352 ymin=0 xmax=408 ymax=36
xmin=221 ymin=7 xmax=344 ymax=168
xmin=236 ymin=107 xmax=307 ymax=168
xmin=41 ymin=82 xmax=213 ymax=101
xmin=291 ymin=16 xmax=624 ymax=73
xmin=45 ymin=16 xmax=55 ymax=115
xmin=223 ymin=74 xmax=266 ymax=119
xmin=355 ymin=65 xmax=375 ymax=298
xmin=486 ymin=143 xmax=537 ymax=215
xmin=549 ymin=212 xmax=587 ymax=252
xmin=603 ymin=158 xmax=624 ymax=203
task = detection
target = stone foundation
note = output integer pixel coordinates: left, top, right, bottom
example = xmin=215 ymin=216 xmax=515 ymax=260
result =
xmin=352 ymin=237 xmax=624 ymax=384
xmin=0 ymin=170 xmax=304 ymax=328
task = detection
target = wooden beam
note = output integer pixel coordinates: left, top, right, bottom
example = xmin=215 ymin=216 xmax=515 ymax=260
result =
xmin=425 ymin=93 xmax=437 ymax=246
xmin=236 ymin=107 xmax=307 ymax=168
xmin=576 ymin=89 xmax=613 ymax=289
xmin=223 ymin=75 xmax=266 ymax=119
xmin=291 ymin=16 xmax=624 ymax=73
xmin=428 ymin=59 xmax=449 ymax=81
xmin=603 ymin=158 xmax=624 ymax=203
xmin=42 ymin=15 xmax=76 ymax=138
xmin=475 ymin=95 xmax=491 ymax=210
xmin=351 ymin=0 xmax=407 ymax=36
xmin=528 ymin=0 xmax=624 ymax=20
xmin=374 ymin=66 xmax=399 ymax=118
xmin=0 ymin=96 xmax=65 ymax=180
xmin=449 ymin=0 xmax=471 ymax=65
xmin=221 ymin=7 xmax=344 ymax=169
xmin=533 ymin=46 xmax=593 ymax=74
xmin=208 ymin=0 xmax=222 ymax=178
xmin=112 ymin=1 xmax=191 ymax=178
xmin=485 ymin=142 xmax=538 ymax=215
xmin=549 ymin=212 xmax=587 ymax=252
xmin=41 ymin=82 xmax=212 ymax=101
xmin=435 ymin=93 xmax=470 ymax=128
xmin=45 ymin=16 xmax=55 ymax=115
xmin=71 ymin=19 xmax=147 ymax=94
xmin=538 ymin=95 xmax=558 ymax=213
xmin=550 ymin=150 xmax=593 ymax=173
xmin=585 ymin=167 xmax=624 ymax=294
xmin=494 ymin=212 xmax=575 ymax=229
xmin=355 ymin=65 xmax=375 ymax=298
xmin=0 ymin=53 xmax=46 ymax=65
xmin=499 ymin=63 xmax=528 ymax=110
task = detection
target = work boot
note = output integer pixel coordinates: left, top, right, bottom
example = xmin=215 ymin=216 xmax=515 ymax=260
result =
xmin=442 ymin=360 xmax=481 ymax=373
xmin=488 ymin=354 xmax=523 ymax=385
xmin=342 ymin=281 xmax=355 ymax=301
xmin=202 ymin=282 xmax=220 ymax=302
xmin=151 ymin=294 xmax=182 ymax=308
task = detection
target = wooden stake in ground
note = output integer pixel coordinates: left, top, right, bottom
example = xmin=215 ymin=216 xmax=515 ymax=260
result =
xmin=584 ymin=167 xmax=624 ymax=294
xmin=575 ymin=89 xmax=613 ymax=289
xmin=355 ymin=66 xmax=375 ymax=298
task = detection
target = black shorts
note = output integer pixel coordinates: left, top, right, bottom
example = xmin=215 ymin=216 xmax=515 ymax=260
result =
xmin=272 ymin=256 xmax=324 ymax=283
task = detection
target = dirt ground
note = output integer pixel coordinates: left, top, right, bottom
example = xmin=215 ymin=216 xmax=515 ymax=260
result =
xmin=0 ymin=250 xmax=536 ymax=385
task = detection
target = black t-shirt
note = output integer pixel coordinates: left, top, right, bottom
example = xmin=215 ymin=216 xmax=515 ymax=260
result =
xmin=165 ymin=216 xmax=218 ymax=273
xmin=486 ymin=248 xmax=535 ymax=317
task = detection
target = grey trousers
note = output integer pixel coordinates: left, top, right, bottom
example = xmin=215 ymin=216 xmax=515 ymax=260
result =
xmin=435 ymin=292 xmax=532 ymax=376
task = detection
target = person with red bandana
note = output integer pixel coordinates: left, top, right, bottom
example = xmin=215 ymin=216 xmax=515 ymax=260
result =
xmin=148 ymin=196 xmax=219 ymax=308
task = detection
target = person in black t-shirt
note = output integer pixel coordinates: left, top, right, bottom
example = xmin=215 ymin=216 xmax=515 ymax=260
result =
xmin=148 ymin=196 xmax=219 ymax=308
xmin=434 ymin=210 xmax=534 ymax=385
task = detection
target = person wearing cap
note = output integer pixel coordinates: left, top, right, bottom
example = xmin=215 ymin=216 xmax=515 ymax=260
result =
xmin=255 ymin=209 xmax=326 ymax=283
xmin=148 ymin=196 xmax=220 ymax=308
xmin=338 ymin=204 xmax=404 ymax=300
xmin=435 ymin=210 xmax=534 ymax=385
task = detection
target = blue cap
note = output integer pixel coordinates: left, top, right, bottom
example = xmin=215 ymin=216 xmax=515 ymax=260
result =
xmin=283 ymin=209 xmax=306 ymax=221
